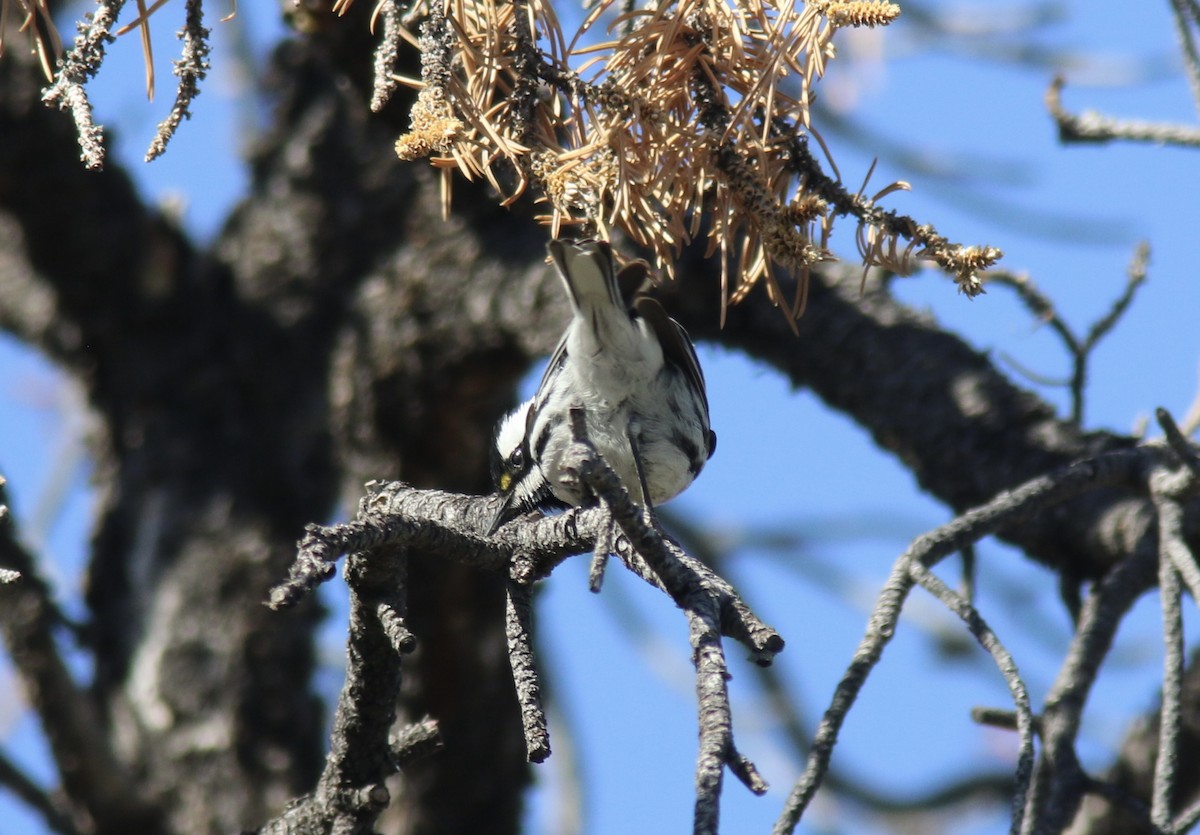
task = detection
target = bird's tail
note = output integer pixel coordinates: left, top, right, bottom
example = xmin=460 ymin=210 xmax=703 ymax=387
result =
xmin=548 ymin=239 xmax=623 ymax=319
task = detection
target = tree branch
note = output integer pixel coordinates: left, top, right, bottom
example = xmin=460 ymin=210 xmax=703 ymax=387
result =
xmin=271 ymin=423 xmax=783 ymax=835
xmin=0 ymin=475 xmax=159 ymax=831
xmin=774 ymin=446 xmax=1155 ymax=834
xmin=505 ymin=578 xmax=550 ymax=763
xmin=144 ymin=0 xmax=210 ymax=161
xmin=40 ymin=0 xmax=125 ymax=168
xmin=1024 ymin=548 xmax=1159 ymax=833
xmin=0 ymin=740 xmax=81 ymax=835
xmin=1045 ymin=75 xmax=1200 ymax=148
xmin=663 ymin=258 xmax=1165 ymax=583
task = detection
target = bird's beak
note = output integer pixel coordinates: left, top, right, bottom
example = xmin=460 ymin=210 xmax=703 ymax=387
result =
xmin=487 ymin=491 xmax=521 ymax=536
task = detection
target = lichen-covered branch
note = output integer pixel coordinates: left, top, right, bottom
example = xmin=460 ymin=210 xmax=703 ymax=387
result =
xmin=1022 ymin=547 xmax=1159 ymax=834
xmin=145 ymin=0 xmax=211 ymax=161
xmin=256 ymin=542 xmax=440 ymax=835
xmin=369 ymin=0 xmax=404 ymax=112
xmin=1046 ymin=75 xmax=1200 ymax=149
xmin=774 ymin=446 xmax=1160 ymax=834
xmin=505 ymin=578 xmax=551 ymax=763
xmin=41 ymin=0 xmax=126 ymax=168
xmin=269 ymin=415 xmax=783 ymax=835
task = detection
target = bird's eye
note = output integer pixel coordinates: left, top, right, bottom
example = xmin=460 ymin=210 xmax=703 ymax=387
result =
xmin=511 ymin=447 xmax=525 ymax=469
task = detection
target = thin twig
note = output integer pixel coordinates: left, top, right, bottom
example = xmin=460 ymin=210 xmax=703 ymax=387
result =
xmin=145 ymin=0 xmax=211 ymax=161
xmin=774 ymin=447 xmax=1149 ymax=835
xmin=0 ymin=748 xmax=81 ymax=835
xmin=389 ymin=716 xmax=443 ymax=767
xmin=772 ymin=560 xmax=915 ymax=835
xmin=508 ymin=0 xmax=540 ymax=150
xmin=267 ymin=485 xmax=510 ymax=609
xmin=1083 ymin=242 xmax=1150 ymax=354
xmin=1020 ymin=547 xmax=1159 ymax=834
xmin=370 ymin=0 xmax=404 ymax=112
xmin=994 ymin=267 xmax=1087 ymax=422
xmin=1147 ymin=410 xmax=1200 ymax=830
xmin=258 ymin=549 xmax=411 ymax=834
xmin=588 ymin=520 xmax=611 ymax=592
xmin=1168 ymin=0 xmax=1200 ymax=119
xmin=1152 ymin=516 xmax=1182 ymax=830
xmin=41 ymin=0 xmax=126 ymax=168
xmin=906 ymin=561 xmax=1035 ymax=833
xmin=689 ymin=604 xmax=732 ymax=835
xmin=972 ymin=706 xmax=1043 ymax=736
xmin=1157 ymin=407 xmax=1200 ymax=483
xmin=376 ymin=596 xmax=416 ymax=655
xmin=959 ymin=540 xmax=977 ymax=605
xmin=990 ymin=249 xmax=1147 ymax=425
xmin=505 ymin=578 xmax=550 ymax=763
xmin=1046 ymin=75 xmax=1200 ymax=148
xmin=768 ymin=112 xmax=999 ymax=297
xmin=0 ymin=477 xmax=154 ymax=830
xmin=563 ymin=409 xmax=784 ymax=661
xmin=562 ymin=409 xmax=769 ymax=834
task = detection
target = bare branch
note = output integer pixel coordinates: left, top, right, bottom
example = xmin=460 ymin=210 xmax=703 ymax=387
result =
xmin=1046 ymin=75 xmax=1200 ymax=148
xmin=389 ymin=717 xmax=443 ymax=767
xmin=587 ymin=520 xmax=612 ymax=592
xmin=1153 ymin=508 xmax=1183 ymax=830
xmin=0 ymin=475 xmax=157 ymax=830
xmin=505 ymin=579 xmax=550 ymax=763
xmin=0 ymin=748 xmax=81 ymax=835
xmin=1168 ymin=0 xmax=1200 ymax=118
xmin=41 ymin=0 xmax=126 ymax=168
xmin=258 ymin=546 xmax=414 ymax=834
xmin=369 ymin=0 xmax=404 ymax=112
xmin=1157 ymin=407 xmax=1200 ymax=484
xmin=1086 ymin=242 xmax=1151 ymax=352
xmin=556 ymin=410 xmax=771 ymax=833
xmin=268 ymin=486 xmax=509 ymax=610
xmin=990 ymin=244 xmax=1148 ymax=425
xmin=268 ymin=404 xmax=784 ymax=835
xmin=1023 ymin=548 xmax=1159 ymax=833
xmin=1143 ymin=409 xmax=1200 ymax=832
xmin=774 ymin=446 xmax=1153 ymax=834
xmin=145 ymin=0 xmax=211 ymax=162
xmin=906 ymin=560 xmax=1035 ymax=829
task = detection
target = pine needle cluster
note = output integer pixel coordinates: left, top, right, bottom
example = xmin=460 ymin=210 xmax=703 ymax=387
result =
xmin=2 ymin=0 xmax=1001 ymax=310
xmin=387 ymin=0 xmax=999 ymax=320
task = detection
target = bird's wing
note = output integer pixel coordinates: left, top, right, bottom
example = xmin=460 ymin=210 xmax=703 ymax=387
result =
xmin=633 ymin=296 xmax=708 ymax=412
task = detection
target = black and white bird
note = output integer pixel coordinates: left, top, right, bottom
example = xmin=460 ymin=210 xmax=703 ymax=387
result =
xmin=489 ymin=239 xmax=716 ymax=533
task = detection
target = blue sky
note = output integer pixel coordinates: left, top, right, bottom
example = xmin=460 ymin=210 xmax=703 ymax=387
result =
xmin=3 ymin=1 xmax=1199 ymax=833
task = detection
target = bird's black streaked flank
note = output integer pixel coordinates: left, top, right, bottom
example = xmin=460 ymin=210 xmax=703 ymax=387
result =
xmin=489 ymin=239 xmax=716 ymax=533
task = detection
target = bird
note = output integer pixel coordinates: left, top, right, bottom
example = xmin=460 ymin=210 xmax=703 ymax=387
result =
xmin=489 ymin=238 xmax=715 ymax=533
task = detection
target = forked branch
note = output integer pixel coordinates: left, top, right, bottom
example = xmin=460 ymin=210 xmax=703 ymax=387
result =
xmin=773 ymin=443 xmax=1181 ymax=835
xmin=267 ymin=416 xmax=782 ymax=834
